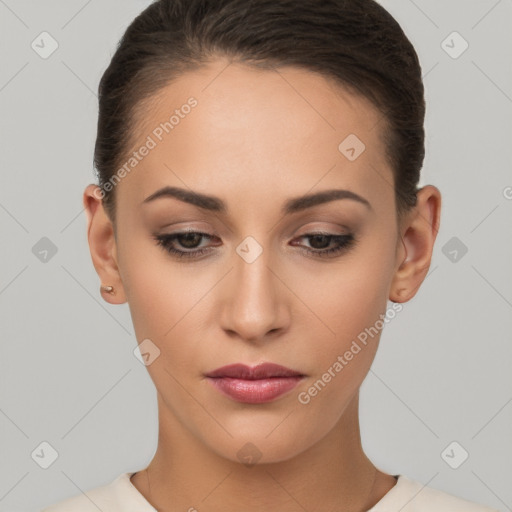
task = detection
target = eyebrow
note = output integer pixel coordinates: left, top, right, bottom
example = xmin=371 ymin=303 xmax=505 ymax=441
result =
xmin=142 ymin=185 xmax=372 ymax=214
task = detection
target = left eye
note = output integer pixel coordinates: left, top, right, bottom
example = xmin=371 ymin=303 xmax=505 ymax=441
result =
xmin=291 ymin=232 xmax=356 ymax=258
xmin=153 ymin=231 xmax=356 ymax=260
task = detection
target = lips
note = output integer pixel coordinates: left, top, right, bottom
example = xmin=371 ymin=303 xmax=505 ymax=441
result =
xmin=205 ymin=363 xmax=305 ymax=404
xmin=205 ymin=363 xmax=304 ymax=379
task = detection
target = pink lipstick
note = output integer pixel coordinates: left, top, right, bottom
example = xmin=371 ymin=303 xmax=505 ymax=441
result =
xmin=205 ymin=363 xmax=305 ymax=404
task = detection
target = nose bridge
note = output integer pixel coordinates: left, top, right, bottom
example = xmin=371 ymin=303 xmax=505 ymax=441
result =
xmin=221 ymin=235 xmax=286 ymax=341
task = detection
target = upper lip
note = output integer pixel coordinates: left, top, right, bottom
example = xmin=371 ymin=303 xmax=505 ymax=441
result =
xmin=205 ymin=363 xmax=304 ymax=379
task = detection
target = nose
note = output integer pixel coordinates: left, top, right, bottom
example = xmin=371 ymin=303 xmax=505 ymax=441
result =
xmin=219 ymin=245 xmax=290 ymax=344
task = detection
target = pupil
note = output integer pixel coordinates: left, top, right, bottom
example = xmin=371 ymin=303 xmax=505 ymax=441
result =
xmin=310 ymin=235 xmax=330 ymax=249
xmin=179 ymin=233 xmax=201 ymax=248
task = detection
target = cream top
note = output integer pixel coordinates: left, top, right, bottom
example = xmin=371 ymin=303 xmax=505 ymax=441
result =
xmin=42 ymin=472 xmax=498 ymax=511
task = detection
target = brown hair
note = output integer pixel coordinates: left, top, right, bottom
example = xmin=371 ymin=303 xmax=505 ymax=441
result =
xmin=94 ymin=0 xmax=425 ymax=227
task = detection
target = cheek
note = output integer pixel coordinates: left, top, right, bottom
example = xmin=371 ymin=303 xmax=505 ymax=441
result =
xmin=294 ymin=268 xmax=391 ymax=421
xmin=120 ymin=240 xmax=212 ymax=372
xmin=298 ymin=245 xmax=394 ymax=373
xmin=126 ymin=271 xmax=198 ymax=346
xmin=118 ymin=228 xmax=184 ymax=323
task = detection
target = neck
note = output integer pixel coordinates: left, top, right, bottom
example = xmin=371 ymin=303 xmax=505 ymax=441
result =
xmin=131 ymin=391 xmax=396 ymax=512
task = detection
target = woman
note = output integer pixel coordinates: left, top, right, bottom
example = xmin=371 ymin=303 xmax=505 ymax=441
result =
xmin=42 ymin=0 xmax=497 ymax=510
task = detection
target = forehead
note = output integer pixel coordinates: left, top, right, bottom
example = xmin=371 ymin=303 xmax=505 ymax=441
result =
xmin=117 ymin=58 xmax=393 ymax=216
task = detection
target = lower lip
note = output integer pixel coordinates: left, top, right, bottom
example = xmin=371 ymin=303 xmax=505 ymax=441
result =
xmin=206 ymin=376 xmax=303 ymax=404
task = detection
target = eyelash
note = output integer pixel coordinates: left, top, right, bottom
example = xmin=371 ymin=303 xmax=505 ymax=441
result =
xmin=152 ymin=230 xmax=356 ymax=260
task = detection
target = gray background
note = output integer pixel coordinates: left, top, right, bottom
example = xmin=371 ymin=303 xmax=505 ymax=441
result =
xmin=0 ymin=0 xmax=511 ymax=510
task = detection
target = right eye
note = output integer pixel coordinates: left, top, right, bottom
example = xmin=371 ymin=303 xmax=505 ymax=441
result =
xmin=153 ymin=231 xmax=220 ymax=260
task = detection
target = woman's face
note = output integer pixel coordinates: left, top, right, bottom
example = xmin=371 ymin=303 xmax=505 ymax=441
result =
xmin=109 ymin=58 xmax=406 ymax=463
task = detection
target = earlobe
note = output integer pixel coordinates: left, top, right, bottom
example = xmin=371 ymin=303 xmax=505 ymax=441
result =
xmin=83 ymin=184 xmax=127 ymax=304
xmin=389 ymin=185 xmax=442 ymax=303
xmin=389 ymin=235 xmax=408 ymax=303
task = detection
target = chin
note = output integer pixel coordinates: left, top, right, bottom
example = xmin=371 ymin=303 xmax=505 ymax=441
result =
xmin=199 ymin=422 xmax=319 ymax=466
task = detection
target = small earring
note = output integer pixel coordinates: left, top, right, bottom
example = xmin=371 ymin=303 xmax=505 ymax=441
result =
xmin=101 ymin=284 xmax=115 ymax=295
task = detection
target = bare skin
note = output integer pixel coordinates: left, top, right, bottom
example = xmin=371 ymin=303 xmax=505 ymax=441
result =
xmin=84 ymin=57 xmax=441 ymax=511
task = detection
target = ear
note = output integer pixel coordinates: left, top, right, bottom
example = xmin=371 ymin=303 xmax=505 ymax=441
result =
xmin=83 ymin=184 xmax=127 ymax=304
xmin=389 ymin=185 xmax=442 ymax=303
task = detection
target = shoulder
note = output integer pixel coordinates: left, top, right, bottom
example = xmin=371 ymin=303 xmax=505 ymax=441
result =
xmin=41 ymin=472 xmax=154 ymax=512
xmin=370 ymin=475 xmax=499 ymax=512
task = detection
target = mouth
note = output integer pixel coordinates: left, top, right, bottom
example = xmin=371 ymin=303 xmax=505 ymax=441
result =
xmin=204 ymin=363 xmax=306 ymax=404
